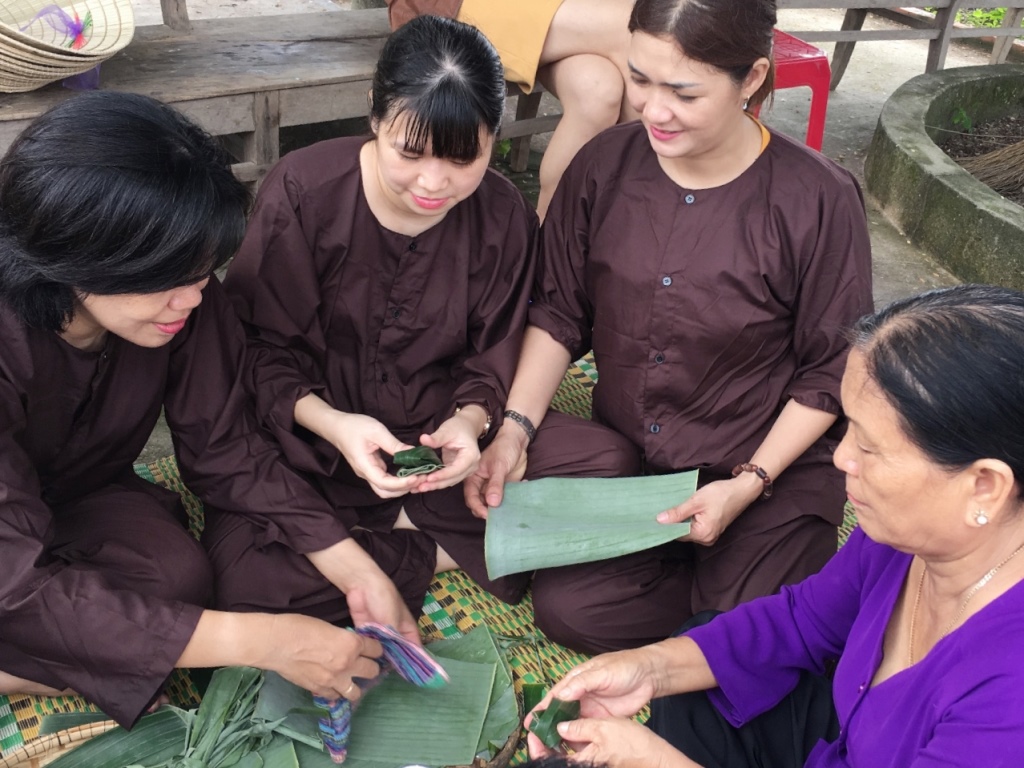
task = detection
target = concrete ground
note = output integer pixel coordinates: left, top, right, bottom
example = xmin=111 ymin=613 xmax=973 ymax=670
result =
xmin=132 ymin=1 xmax=983 ymax=462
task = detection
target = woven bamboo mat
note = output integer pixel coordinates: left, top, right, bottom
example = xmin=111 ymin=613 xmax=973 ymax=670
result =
xmin=0 ymin=354 xmax=856 ymax=763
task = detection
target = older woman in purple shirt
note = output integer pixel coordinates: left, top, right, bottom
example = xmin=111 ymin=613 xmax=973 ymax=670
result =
xmin=527 ymin=285 xmax=1024 ymax=767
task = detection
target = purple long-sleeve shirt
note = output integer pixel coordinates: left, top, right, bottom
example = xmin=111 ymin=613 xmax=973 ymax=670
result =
xmin=687 ymin=527 xmax=1024 ymax=766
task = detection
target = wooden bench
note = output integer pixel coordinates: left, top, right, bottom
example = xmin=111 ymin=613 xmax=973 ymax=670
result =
xmin=0 ymin=4 xmax=559 ymax=186
xmin=777 ymin=0 xmax=1024 ymax=89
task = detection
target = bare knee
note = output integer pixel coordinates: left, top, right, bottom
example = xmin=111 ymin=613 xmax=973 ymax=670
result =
xmin=545 ymin=56 xmax=624 ymax=128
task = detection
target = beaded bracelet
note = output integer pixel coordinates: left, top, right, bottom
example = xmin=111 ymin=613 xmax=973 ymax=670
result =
xmin=731 ymin=463 xmax=774 ymax=499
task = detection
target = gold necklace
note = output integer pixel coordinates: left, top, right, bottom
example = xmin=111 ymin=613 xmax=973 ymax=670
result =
xmin=908 ymin=541 xmax=1024 ymax=665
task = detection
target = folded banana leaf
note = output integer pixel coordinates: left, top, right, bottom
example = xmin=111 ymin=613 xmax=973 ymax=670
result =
xmin=393 ymin=446 xmax=444 ymax=477
xmin=527 ymin=698 xmax=580 ymax=749
xmin=485 ymin=471 xmax=698 ymax=578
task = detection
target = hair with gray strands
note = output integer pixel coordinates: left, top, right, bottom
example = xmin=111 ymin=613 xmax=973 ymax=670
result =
xmin=629 ymin=0 xmax=777 ymax=108
xmin=369 ymin=14 xmax=505 ymax=162
xmin=852 ymin=284 xmax=1024 ymax=499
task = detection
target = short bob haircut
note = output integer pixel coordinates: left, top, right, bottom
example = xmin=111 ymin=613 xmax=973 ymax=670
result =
xmin=629 ymin=0 xmax=777 ymax=109
xmin=0 ymin=91 xmax=250 ymax=332
xmin=369 ymin=14 xmax=505 ymax=163
xmin=853 ymin=284 xmax=1024 ymax=501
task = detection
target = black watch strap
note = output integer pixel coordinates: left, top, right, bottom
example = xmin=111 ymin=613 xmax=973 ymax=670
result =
xmin=502 ymin=409 xmax=537 ymax=442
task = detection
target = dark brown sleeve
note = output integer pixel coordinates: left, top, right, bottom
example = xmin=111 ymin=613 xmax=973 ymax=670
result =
xmin=164 ymin=278 xmax=349 ymax=553
xmin=222 ymin=166 xmax=338 ymax=476
xmin=785 ymin=173 xmax=874 ymax=414
xmin=448 ymin=196 xmax=539 ymax=428
xmin=528 ymin=150 xmax=596 ymax=360
xmin=387 ymin=0 xmax=463 ymax=30
xmin=0 ymin=380 xmax=201 ymax=728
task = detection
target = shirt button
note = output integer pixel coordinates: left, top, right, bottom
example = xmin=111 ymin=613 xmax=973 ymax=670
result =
xmin=654 ymin=353 xmax=665 ymax=364
xmin=650 ymin=424 xmax=661 ymax=434
xmin=684 ymin=194 xmax=695 ymax=204
xmin=391 ymin=307 xmax=401 ymax=319
xmin=661 ymin=276 xmax=672 ymax=287
xmin=858 ymin=683 xmax=866 ymax=693
xmin=381 ymin=373 xmax=389 ymax=383
xmin=408 ymin=241 xmax=417 ymax=252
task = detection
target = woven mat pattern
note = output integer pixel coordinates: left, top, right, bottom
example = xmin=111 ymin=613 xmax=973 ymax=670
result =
xmin=0 ymin=354 xmax=856 ymax=763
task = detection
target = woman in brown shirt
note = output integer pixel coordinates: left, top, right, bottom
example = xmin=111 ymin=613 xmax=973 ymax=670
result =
xmin=0 ymin=93 xmax=391 ymax=727
xmin=221 ymin=16 xmax=632 ymax=619
xmin=466 ymin=0 xmax=874 ymax=654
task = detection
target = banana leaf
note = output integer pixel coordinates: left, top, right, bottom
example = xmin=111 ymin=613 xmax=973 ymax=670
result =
xmin=528 ymin=698 xmax=580 ymax=749
xmin=39 ymin=711 xmax=110 ymax=736
xmin=485 ymin=471 xmax=698 ymax=578
xmin=257 ymin=655 xmax=495 ymax=768
xmin=182 ymin=666 xmax=265 ymax=766
xmin=427 ymin=626 xmax=518 ymax=757
xmin=393 ymin=446 xmax=444 ymax=477
xmin=46 ymin=707 xmax=192 ymax=768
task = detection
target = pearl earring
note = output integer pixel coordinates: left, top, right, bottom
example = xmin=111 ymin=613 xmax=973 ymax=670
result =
xmin=742 ymin=97 xmax=749 ymax=111
xmin=975 ymin=509 xmax=989 ymax=526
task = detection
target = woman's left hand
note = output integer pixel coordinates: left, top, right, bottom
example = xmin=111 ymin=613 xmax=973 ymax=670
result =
xmin=410 ymin=410 xmax=483 ymax=492
xmin=656 ymin=476 xmax=762 ymax=547
xmin=527 ymin=717 xmax=700 ymax=768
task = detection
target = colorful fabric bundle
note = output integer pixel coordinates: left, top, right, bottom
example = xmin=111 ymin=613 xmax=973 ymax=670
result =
xmin=314 ymin=623 xmax=449 ymax=763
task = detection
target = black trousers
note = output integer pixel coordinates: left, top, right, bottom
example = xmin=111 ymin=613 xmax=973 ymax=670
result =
xmin=647 ymin=612 xmax=840 ymax=768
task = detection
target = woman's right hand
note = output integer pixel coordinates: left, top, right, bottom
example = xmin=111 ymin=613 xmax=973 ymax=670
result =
xmin=528 ymin=648 xmax=660 ymax=722
xmin=321 ymin=411 xmax=420 ymax=499
xmin=261 ymin=613 xmax=384 ymax=702
xmin=463 ymin=425 xmax=529 ymax=519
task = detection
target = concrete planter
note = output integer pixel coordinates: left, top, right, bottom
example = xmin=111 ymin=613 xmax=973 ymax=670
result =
xmin=865 ymin=65 xmax=1024 ymax=289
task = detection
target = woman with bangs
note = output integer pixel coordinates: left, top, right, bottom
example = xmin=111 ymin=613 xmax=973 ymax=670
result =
xmin=219 ymin=14 xmax=631 ymax=622
xmin=0 ymin=92 xmax=390 ymax=728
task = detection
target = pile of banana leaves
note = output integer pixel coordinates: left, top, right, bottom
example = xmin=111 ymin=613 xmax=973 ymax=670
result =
xmin=45 ymin=626 xmax=517 ymax=768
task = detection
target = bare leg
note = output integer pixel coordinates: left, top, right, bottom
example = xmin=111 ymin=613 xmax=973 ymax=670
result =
xmin=536 ymin=55 xmax=623 ymax=219
xmin=534 ymin=0 xmax=635 ymax=219
xmin=393 ymin=508 xmax=459 ymax=574
xmin=0 ymin=669 xmax=72 ymax=697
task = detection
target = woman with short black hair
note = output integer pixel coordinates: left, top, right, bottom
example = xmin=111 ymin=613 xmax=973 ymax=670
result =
xmin=0 ymin=91 xmax=394 ymax=727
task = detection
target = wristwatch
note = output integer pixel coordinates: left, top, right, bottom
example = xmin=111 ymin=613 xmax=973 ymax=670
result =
xmin=455 ymin=405 xmax=492 ymax=439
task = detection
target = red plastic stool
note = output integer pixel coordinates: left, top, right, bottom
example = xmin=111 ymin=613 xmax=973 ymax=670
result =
xmin=754 ymin=30 xmax=831 ymax=152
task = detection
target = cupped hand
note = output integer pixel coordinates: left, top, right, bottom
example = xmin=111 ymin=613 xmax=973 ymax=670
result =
xmin=527 ymin=649 xmax=659 ymax=726
xmin=346 ymin=574 xmax=422 ymax=647
xmin=322 ymin=412 xmax=419 ymax=499
xmin=409 ymin=411 xmax=482 ymax=493
xmin=262 ymin=613 xmax=384 ymax=702
xmin=463 ymin=427 xmax=529 ymax=519
xmin=527 ymin=716 xmax=698 ymax=768
xmin=656 ymin=477 xmax=761 ymax=547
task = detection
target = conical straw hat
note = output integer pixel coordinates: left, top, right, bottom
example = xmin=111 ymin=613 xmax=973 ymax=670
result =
xmin=0 ymin=26 xmax=108 ymax=64
xmin=0 ymin=0 xmax=134 ymax=57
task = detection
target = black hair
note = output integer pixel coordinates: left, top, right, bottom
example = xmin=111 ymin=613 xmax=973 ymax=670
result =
xmin=369 ymin=14 xmax=505 ymax=162
xmin=629 ymin=0 xmax=777 ymax=108
xmin=0 ymin=91 xmax=251 ymax=331
xmin=853 ymin=284 xmax=1024 ymax=500
xmin=519 ymin=759 xmax=608 ymax=768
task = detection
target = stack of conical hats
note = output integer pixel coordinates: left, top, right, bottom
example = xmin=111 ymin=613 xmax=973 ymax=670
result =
xmin=0 ymin=0 xmax=135 ymax=93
